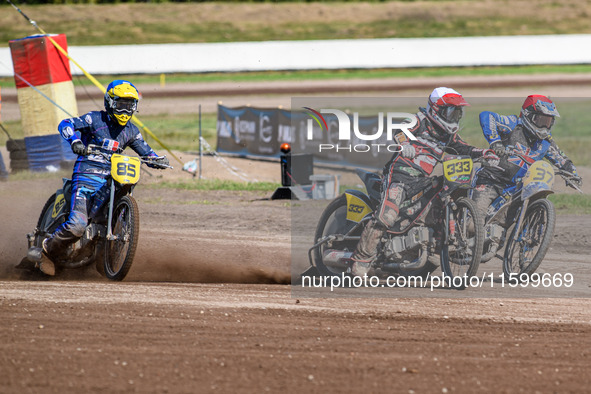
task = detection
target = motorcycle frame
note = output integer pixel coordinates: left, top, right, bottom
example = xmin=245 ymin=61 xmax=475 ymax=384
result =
xmin=105 ymin=179 xmax=135 ymax=241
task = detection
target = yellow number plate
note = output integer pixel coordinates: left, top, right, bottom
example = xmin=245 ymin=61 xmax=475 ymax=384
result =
xmin=443 ymin=157 xmax=473 ymax=183
xmin=111 ymin=154 xmax=141 ymax=184
xmin=52 ymin=193 xmax=66 ymax=218
xmin=523 ymin=160 xmax=554 ymax=189
xmin=345 ymin=193 xmax=373 ymax=223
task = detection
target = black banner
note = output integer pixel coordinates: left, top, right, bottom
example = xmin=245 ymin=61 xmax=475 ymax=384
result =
xmin=217 ymin=104 xmax=396 ymax=170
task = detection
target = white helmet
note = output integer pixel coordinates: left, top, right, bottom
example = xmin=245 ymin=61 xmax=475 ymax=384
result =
xmin=426 ymin=87 xmax=469 ymax=136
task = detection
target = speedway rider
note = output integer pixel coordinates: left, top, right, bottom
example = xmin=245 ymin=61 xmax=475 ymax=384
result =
xmin=350 ymin=87 xmax=499 ymax=277
xmin=35 ymin=80 xmax=169 ymax=275
xmin=471 ymin=95 xmax=582 ymax=216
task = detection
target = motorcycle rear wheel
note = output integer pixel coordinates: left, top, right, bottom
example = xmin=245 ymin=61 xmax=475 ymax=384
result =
xmin=34 ymin=193 xmax=62 ymax=247
xmin=103 ymin=195 xmax=139 ymax=281
xmin=503 ymin=198 xmax=555 ymax=281
xmin=311 ymin=195 xmax=361 ymax=276
xmin=440 ymin=197 xmax=484 ymax=287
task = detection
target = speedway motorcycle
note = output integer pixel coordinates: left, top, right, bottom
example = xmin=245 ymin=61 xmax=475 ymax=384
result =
xmin=472 ymin=147 xmax=582 ymax=280
xmin=18 ymin=144 xmax=171 ymax=280
xmin=309 ymin=153 xmax=484 ymax=284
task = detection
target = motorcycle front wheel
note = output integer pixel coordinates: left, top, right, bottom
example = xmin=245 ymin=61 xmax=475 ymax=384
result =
xmin=440 ymin=197 xmax=484 ymax=286
xmin=103 ymin=195 xmax=140 ymax=281
xmin=311 ymin=195 xmax=362 ymax=276
xmin=503 ymin=198 xmax=555 ymax=281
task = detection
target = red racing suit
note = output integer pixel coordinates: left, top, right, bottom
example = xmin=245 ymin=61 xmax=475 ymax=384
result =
xmin=352 ymin=109 xmax=490 ymax=263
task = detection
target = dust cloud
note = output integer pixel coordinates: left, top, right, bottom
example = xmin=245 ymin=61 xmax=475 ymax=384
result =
xmin=130 ymin=246 xmax=290 ymax=284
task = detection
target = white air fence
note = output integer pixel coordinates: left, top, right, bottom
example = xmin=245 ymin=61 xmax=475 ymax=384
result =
xmin=1 ymin=34 xmax=591 ymax=77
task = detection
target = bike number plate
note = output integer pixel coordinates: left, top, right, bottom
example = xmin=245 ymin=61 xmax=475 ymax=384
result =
xmin=345 ymin=194 xmax=373 ymax=223
xmin=523 ymin=160 xmax=554 ymax=189
xmin=443 ymin=156 xmax=473 ymax=184
xmin=111 ymin=154 xmax=141 ymax=184
xmin=52 ymin=192 xmax=66 ymax=218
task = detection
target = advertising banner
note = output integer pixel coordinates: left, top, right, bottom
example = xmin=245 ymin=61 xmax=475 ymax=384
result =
xmin=217 ymin=103 xmax=407 ymax=170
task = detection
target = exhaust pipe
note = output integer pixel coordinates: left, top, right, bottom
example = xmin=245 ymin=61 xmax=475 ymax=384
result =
xmin=382 ymin=247 xmax=429 ymax=271
xmin=322 ymin=249 xmax=353 ymax=269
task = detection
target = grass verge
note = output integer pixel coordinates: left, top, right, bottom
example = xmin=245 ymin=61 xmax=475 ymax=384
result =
xmin=548 ymin=193 xmax=591 ymax=215
xmin=1 ymin=2 xmax=591 ymax=47
xmin=4 ymin=64 xmax=591 ymax=90
xmin=146 ymin=178 xmax=280 ymax=192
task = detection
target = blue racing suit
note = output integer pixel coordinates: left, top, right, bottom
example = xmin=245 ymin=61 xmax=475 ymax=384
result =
xmin=472 ymin=111 xmax=577 ymax=216
xmin=45 ymin=110 xmax=158 ymax=258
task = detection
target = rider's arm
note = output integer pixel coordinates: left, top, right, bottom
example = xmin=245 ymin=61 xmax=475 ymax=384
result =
xmin=545 ymin=137 xmax=579 ymax=175
xmin=479 ymin=111 xmax=519 ymax=145
xmin=448 ymin=133 xmax=496 ymax=160
xmin=126 ymin=125 xmax=160 ymax=159
xmin=58 ymin=116 xmax=91 ymax=145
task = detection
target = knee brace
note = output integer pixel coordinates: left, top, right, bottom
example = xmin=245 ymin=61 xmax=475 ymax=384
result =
xmin=376 ymin=183 xmax=405 ymax=228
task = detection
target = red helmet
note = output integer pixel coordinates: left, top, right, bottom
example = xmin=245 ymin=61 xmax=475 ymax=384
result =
xmin=520 ymin=95 xmax=560 ymax=139
xmin=426 ymin=87 xmax=469 ymax=136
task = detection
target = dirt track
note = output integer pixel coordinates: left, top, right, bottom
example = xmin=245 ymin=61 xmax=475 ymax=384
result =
xmin=2 ymin=74 xmax=591 ymax=392
xmin=1 ymin=282 xmax=590 ymax=393
xmin=1 ymin=156 xmax=591 ymax=392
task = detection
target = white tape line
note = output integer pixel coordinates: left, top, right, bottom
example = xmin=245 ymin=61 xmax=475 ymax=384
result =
xmin=200 ymin=137 xmax=258 ymax=182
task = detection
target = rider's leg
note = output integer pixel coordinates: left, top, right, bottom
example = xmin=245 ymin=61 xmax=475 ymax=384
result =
xmin=350 ymin=171 xmax=406 ymax=277
xmin=471 ymin=183 xmax=500 ymax=218
xmin=42 ymin=176 xmax=101 ymax=262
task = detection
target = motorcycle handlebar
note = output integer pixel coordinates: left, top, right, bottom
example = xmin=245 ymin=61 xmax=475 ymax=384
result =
xmin=556 ymin=170 xmax=583 ymax=193
xmin=85 ymin=144 xmax=113 ymax=159
xmin=419 ymin=151 xmax=488 ymax=165
xmin=84 ymin=144 xmax=173 ymax=169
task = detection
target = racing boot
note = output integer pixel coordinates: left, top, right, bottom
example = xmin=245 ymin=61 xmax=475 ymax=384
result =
xmin=350 ymin=219 xmax=384 ymax=277
xmin=26 ymin=243 xmax=55 ymax=276
xmin=350 ymin=259 xmax=372 ymax=277
xmin=36 ymin=230 xmax=77 ymax=276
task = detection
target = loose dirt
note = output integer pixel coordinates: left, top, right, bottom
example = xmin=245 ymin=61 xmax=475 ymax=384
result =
xmin=1 ymin=152 xmax=590 ymax=393
xmin=2 ymin=74 xmax=591 ymax=392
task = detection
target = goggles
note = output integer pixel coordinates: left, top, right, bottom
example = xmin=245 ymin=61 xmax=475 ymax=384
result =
xmin=441 ymin=106 xmax=464 ymax=123
xmin=530 ymin=113 xmax=555 ymax=129
xmin=112 ymin=98 xmax=137 ymax=114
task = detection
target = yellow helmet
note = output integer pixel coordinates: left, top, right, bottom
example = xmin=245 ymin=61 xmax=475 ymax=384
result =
xmin=104 ymin=80 xmax=139 ymax=126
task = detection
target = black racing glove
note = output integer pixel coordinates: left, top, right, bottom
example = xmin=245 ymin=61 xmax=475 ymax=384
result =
xmin=573 ymin=176 xmax=583 ymax=187
xmin=490 ymin=141 xmax=506 ymax=157
xmin=71 ymin=140 xmax=88 ymax=156
xmin=145 ymin=156 xmax=170 ymax=169
xmin=564 ymin=162 xmax=582 ymax=187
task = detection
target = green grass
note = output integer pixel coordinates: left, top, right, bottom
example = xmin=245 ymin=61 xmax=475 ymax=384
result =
xmin=143 ymin=196 xmax=227 ymax=206
xmin=0 ymin=121 xmax=23 ymax=145
xmin=0 ymin=113 xmax=219 ymax=153
xmin=548 ymin=193 xmax=591 ymax=214
xmin=2 ymin=2 xmax=591 ymax=47
xmin=147 ymin=178 xmax=280 ymax=192
xmin=3 ymin=168 xmax=70 ymax=181
xmin=3 ymin=98 xmax=590 ymax=169
xmin=5 ymin=64 xmax=591 ymax=89
xmin=138 ymin=113 xmax=218 ymax=152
